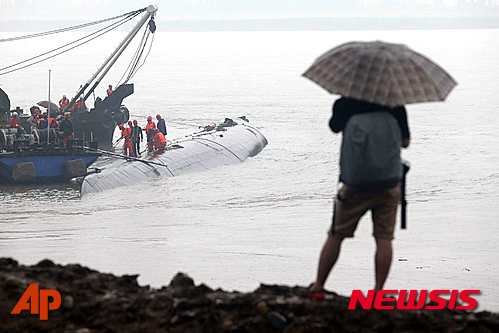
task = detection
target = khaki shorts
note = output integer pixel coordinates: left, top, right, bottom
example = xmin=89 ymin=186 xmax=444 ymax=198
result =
xmin=331 ymin=184 xmax=401 ymax=240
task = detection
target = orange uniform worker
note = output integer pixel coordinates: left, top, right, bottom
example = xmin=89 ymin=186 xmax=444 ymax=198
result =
xmin=119 ymin=124 xmax=133 ymax=156
xmin=70 ymin=97 xmax=86 ymax=112
xmin=145 ymin=116 xmax=156 ymax=152
xmin=153 ymin=129 xmax=166 ymax=150
xmin=107 ymin=85 xmax=113 ymax=96
xmin=59 ymin=95 xmax=69 ymax=109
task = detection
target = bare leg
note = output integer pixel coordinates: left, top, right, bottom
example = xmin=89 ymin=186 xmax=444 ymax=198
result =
xmin=374 ymin=238 xmax=393 ymax=291
xmin=310 ymin=234 xmax=343 ymax=291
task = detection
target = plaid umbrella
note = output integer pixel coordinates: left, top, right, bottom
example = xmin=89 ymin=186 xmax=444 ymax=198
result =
xmin=303 ymin=41 xmax=457 ymax=107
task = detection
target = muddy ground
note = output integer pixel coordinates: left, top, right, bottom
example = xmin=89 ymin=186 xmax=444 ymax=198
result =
xmin=0 ymin=258 xmax=497 ymax=332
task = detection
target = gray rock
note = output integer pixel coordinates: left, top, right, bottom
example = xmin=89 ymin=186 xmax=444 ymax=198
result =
xmin=267 ymin=311 xmax=287 ymax=330
xmin=170 ymin=273 xmax=194 ymax=288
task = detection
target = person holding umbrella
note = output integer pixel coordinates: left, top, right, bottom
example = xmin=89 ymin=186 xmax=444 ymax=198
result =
xmin=303 ymin=41 xmax=457 ymax=293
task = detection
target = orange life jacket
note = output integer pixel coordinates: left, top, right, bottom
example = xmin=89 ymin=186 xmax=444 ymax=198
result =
xmin=59 ymin=97 xmax=69 ymax=108
xmin=121 ymin=128 xmax=132 ymax=142
xmin=49 ymin=118 xmax=58 ymax=128
xmin=145 ymin=122 xmax=156 ymax=134
xmin=154 ymin=131 xmax=166 ymax=149
xmin=107 ymin=88 xmax=113 ymax=96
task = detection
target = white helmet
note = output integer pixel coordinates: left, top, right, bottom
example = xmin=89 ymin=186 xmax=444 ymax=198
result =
xmin=12 ymin=112 xmax=18 ymax=117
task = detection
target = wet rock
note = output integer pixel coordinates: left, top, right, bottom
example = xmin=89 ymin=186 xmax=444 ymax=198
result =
xmin=36 ymin=259 xmax=56 ymax=268
xmin=222 ymin=319 xmax=234 ymax=331
xmin=174 ymin=299 xmax=193 ymax=310
xmin=1 ymin=258 xmax=498 ymax=333
xmin=63 ymin=295 xmax=74 ymax=309
xmin=267 ymin=311 xmax=287 ymax=330
xmin=4 ymin=276 xmax=23 ymax=289
xmin=119 ymin=274 xmax=139 ymax=287
xmin=257 ymin=301 xmax=269 ymax=314
xmin=75 ymin=328 xmax=91 ymax=333
xmin=170 ymin=272 xmax=194 ymax=287
xmin=0 ymin=258 xmax=18 ymax=270
xmin=170 ymin=315 xmax=181 ymax=325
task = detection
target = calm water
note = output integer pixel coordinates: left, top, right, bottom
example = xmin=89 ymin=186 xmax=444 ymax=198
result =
xmin=0 ymin=29 xmax=497 ymax=311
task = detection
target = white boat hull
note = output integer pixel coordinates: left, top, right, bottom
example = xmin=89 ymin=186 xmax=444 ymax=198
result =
xmin=80 ymin=121 xmax=267 ymax=195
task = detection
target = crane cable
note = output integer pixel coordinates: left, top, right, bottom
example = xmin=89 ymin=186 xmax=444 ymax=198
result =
xmin=116 ymin=18 xmax=155 ymax=87
xmin=0 ymin=10 xmax=143 ymax=76
xmin=0 ymin=9 xmax=145 ymax=43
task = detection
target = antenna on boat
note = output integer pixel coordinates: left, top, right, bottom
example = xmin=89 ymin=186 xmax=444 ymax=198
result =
xmin=47 ymin=70 xmax=51 ymax=144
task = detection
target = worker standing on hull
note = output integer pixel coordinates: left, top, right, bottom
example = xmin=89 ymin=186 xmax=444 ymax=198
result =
xmin=119 ymin=124 xmax=133 ymax=156
xmin=131 ymin=120 xmax=143 ymax=156
xmin=156 ymin=114 xmax=167 ymax=136
xmin=145 ymin=116 xmax=156 ymax=152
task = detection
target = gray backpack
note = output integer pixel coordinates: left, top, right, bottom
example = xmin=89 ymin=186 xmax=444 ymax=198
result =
xmin=339 ymin=112 xmax=402 ymax=190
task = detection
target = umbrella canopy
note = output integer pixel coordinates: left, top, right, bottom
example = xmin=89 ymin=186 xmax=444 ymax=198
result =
xmin=303 ymin=41 xmax=457 ymax=108
xmin=37 ymin=100 xmax=59 ymax=112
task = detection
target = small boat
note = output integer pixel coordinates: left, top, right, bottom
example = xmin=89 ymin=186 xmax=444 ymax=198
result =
xmin=0 ymin=6 xmax=158 ymax=150
xmin=80 ymin=117 xmax=267 ymax=195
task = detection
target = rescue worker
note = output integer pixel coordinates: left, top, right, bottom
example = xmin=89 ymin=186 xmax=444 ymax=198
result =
xmin=152 ymin=128 xmax=166 ymax=150
xmin=156 ymin=114 xmax=167 ymax=136
xmin=49 ymin=115 xmax=58 ymax=129
xmin=127 ymin=120 xmax=133 ymax=130
xmin=27 ymin=112 xmax=39 ymax=133
xmin=59 ymin=112 xmax=74 ymax=146
xmin=76 ymin=97 xmax=86 ymax=111
xmin=56 ymin=115 xmax=63 ymax=128
xmin=10 ymin=112 xmax=25 ymax=139
xmin=59 ymin=95 xmax=69 ymax=109
xmin=10 ymin=112 xmax=20 ymax=129
xmin=131 ymin=119 xmax=143 ymax=156
xmin=38 ymin=113 xmax=49 ymax=129
xmin=119 ymin=124 xmax=133 ymax=156
xmin=107 ymin=85 xmax=113 ymax=96
xmin=145 ymin=116 xmax=156 ymax=152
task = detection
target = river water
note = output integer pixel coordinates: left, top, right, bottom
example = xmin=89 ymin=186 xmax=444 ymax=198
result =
xmin=0 ymin=29 xmax=497 ymax=311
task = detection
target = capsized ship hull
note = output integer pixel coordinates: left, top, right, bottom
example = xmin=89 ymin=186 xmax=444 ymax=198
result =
xmin=80 ymin=120 xmax=267 ymax=195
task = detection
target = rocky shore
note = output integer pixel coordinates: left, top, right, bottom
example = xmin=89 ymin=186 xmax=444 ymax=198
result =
xmin=1 ymin=258 xmax=498 ymax=333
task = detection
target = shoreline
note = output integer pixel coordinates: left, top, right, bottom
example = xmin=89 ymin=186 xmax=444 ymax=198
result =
xmin=1 ymin=258 xmax=498 ymax=332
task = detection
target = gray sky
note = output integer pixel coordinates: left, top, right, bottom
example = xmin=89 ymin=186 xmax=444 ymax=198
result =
xmin=1 ymin=0 xmax=498 ymax=21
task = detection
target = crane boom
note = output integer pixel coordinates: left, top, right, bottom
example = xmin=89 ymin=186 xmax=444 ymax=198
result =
xmin=66 ymin=5 xmax=157 ymax=111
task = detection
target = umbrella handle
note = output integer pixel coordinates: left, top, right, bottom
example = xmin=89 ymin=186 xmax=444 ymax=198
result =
xmin=401 ymin=161 xmax=410 ymax=229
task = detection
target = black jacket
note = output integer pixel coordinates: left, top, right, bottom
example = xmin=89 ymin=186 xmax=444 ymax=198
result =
xmin=59 ymin=119 xmax=73 ymax=136
xmin=330 ymin=97 xmax=410 ymax=139
xmin=157 ymin=118 xmax=167 ymax=136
